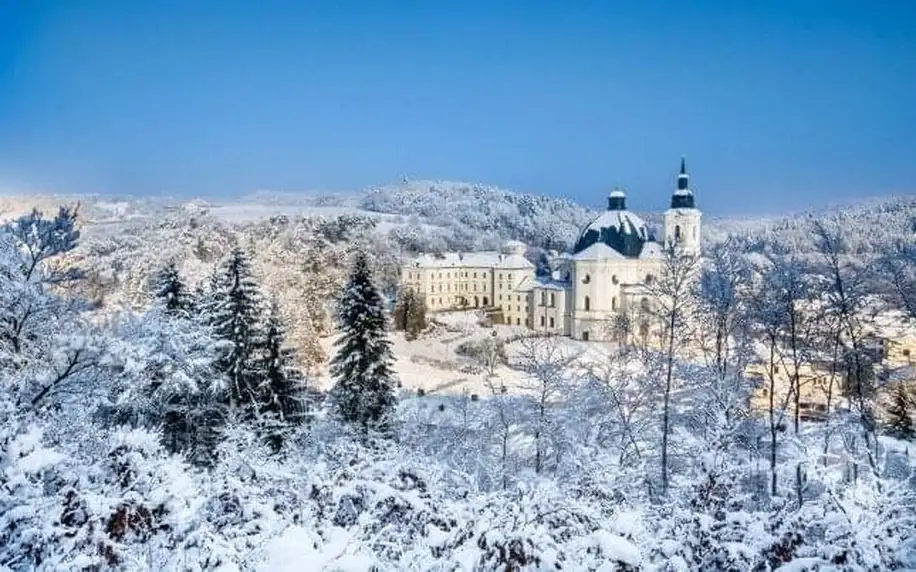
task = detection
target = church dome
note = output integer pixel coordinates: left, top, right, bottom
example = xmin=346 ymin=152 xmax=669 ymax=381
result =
xmin=573 ymin=188 xmax=653 ymax=257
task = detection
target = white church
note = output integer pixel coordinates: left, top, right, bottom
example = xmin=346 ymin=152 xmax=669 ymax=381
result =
xmin=400 ymin=158 xmax=702 ymax=342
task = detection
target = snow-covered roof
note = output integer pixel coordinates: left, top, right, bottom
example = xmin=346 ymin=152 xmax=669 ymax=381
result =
xmin=408 ymin=251 xmax=534 ymax=269
xmin=571 ymin=242 xmax=626 ymax=261
xmin=638 ymin=241 xmax=665 ymax=259
xmin=532 ymin=276 xmax=569 ymax=291
xmin=573 ymin=207 xmax=653 ymax=258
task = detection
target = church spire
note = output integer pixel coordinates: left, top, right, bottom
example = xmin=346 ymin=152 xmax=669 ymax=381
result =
xmin=671 ymin=156 xmax=695 ymax=209
xmin=677 ymin=156 xmax=689 ymax=190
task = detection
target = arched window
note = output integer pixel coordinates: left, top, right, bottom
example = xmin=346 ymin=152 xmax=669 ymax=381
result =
xmin=584 ymin=296 xmax=591 ymax=311
xmin=541 ymin=292 xmax=547 ymax=305
xmin=612 ymin=297 xmax=617 ymax=310
xmin=483 ymin=296 xmax=489 ymax=306
xmin=674 ymin=225 xmax=682 ymax=241
xmin=583 ymin=274 xmax=591 ymax=284
xmin=645 ymin=274 xmax=654 ymax=284
xmin=550 ymin=293 xmax=556 ymax=307
xmin=474 ymin=296 xmax=480 ymax=307
xmin=612 ymin=275 xmax=618 ymax=285
xmin=640 ymin=297 xmax=650 ymax=312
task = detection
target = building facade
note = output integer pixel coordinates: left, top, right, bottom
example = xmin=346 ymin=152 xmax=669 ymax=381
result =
xmin=400 ymin=158 xmax=702 ymax=341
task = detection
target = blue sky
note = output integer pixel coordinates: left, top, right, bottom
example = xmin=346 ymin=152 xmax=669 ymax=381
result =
xmin=1 ymin=0 xmax=914 ymax=215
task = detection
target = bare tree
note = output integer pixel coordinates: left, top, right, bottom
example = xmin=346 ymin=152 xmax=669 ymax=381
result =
xmin=811 ymin=216 xmax=882 ymax=482
xmin=514 ymin=334 xmax=578 ymax=474
xmin=697 ymin=238 xmax=753 ymax=380
xmin=643 ymin=243 xmax=699 ymax=495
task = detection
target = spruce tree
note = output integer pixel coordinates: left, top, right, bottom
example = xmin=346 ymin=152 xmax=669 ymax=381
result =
xmin=330 ymin=251 xmax=397 ymax=430
xmin=208 ymin=247 xmax=264 ymax=411
xmin=154 ymin=260 xmax=190 ymax=315
xmin=256 ymin=298 xmax=307 ymax=449
xmin=393 ymin=287 xmax=426 ymax=339
xmin=887 ymin=383 xmax=915 ymax=440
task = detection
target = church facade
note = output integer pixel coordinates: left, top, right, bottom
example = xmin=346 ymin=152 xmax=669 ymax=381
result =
xmin=400 ymin=158 xmax=702 ymax=342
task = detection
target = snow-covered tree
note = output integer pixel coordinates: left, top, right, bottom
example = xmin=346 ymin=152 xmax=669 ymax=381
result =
xmin=886 ymin=383 xmax=915 ymax=440
xmin=153 ymin=259 xmax=191 ymax=315
xmin=392 ymin=287 xmax=426 ymax=339
xmin=206 ymin=247 xmax=265 ymax=411
xmin=329 ymin=251 xmax=397 ymax=431
xmin=256 ymin=298 xmax=308 ymax=450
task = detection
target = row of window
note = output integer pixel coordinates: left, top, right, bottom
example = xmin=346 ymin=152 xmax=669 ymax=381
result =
xmin=427 ymin=282 xmax=491 ymax=293
xmin=580 ymin=273 xmax=654 ymax=285
xmin=538 ymin=315 xmax=556 ymax=328
xmin=580 ymin=296 xmax=649 ymax=312
xmin=405 ymin=271 xmax=515 ymax=281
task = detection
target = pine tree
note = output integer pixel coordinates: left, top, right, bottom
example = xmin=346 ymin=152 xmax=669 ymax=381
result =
xmin=886 ymin=383 xmax=915 ymax=440
xmin=207 ymin=247 xmax=264 ymax=411
xmin=393 ymin=287 xmax=427 ymax=339
xmin=154 ymin=260 xmax=190 ymax=315
xmin=256 ymin=298 xmax=307 ymax=450
xmin=330 ymin=251 xmax=397 ymax=430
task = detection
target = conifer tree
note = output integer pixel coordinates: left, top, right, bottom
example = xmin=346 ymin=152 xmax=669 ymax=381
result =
xmin=393 ymin=287 xmax=427 ymax=339
xmin=330 ymin=251 xmax=397 ymax=430
xmin=208 ymin=247 xmax=264 ymax=411
xmin=256 ymin=298 xmax=307 ymax=449
xmin=154 ymin=260 xmax=190 ymax=315
xmin=886 ymin=383 xmax=915 ymax=440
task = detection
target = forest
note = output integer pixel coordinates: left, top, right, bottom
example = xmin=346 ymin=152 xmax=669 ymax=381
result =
xmin=1 ymin=191 xmax=915 ymax=571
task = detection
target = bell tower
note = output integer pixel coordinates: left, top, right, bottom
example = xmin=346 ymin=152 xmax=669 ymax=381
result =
xmin=664 ymin=157 xmax=702 ymax=255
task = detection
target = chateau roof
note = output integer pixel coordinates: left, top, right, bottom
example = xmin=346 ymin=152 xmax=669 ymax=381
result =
xmin=409 ymin=251 xmax=534 ymax=269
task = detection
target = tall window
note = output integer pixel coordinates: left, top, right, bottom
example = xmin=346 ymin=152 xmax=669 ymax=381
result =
xmin=640 ymin=297 xmax=649 ymax=312
xmin=612 ymin=297 xmax=617 ymax=310
xmin=541 ymin=292 xmax=547 ymax=305
xmin=584 ymin=296 xmax=591 ymax=311
xmin=549 ymin=317 xmax=555 ymax=328
xmin=550 ymin=293 xmax=555 ymax=307
xmin=674 ymin=225 xmax=682 ymax=241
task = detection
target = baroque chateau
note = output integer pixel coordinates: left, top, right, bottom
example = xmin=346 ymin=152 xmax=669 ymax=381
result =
xmin=401 ymin=158 xmax=701 ymax=342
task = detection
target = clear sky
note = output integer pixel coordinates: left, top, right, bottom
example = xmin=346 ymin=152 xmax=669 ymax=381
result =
xmin=1 ymin=0 xmax=914 ymax=215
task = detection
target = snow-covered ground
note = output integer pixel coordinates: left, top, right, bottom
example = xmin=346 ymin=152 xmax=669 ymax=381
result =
xmin=316 ymin=310 xmax=626 ymax=397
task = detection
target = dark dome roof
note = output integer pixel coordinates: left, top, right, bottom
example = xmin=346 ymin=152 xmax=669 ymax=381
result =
xmin=573 ymin=190 xmax=654 ymax=257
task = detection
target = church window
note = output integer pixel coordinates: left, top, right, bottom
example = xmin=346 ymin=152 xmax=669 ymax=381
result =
xmin=674 ymin=225 xmax=682 ymax=241
xmin=583 ymin=274 xmax=591 ymax=284
xmin=612 ymin=297 xmax=617 ymax=310
xmin=541 ymin=292 xmax=547 ymax=305
xmin=509 ymin=274 xmax=513 ymax=281
xmin=584 ymin=296 xmax=591 ymax=311
xmin=550 ymin=293 xmax=555 ymax=307
xmin=549 ymin=317 xmax=555 ymax=328
xmin=540 ymin=316 xmax=545 ymax=327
